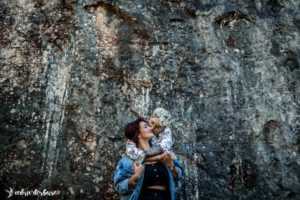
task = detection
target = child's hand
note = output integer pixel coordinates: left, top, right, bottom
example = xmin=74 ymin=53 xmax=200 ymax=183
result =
xmin=161 ymin=151 xmax=173 ymax=168
xmin=132 ymin=162 xmax=144 ymax=178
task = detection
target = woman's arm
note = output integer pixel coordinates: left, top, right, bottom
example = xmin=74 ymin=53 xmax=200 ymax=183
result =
xmin=161 ymin=152 xmax=184 ymax=180
xmin=114 ymin=158 xmax=144 ymax=194
xmin=172 ymin=159 xmax=184 ymax=180
xmin=166 ymin=162 xmax=178 ymax=178
xmin=127 ymin=173 xmax=141 ymax=188
xmin=114 ymin=160 xmax=144 ymax=194
xmin=114 ymin=160 xmax=133 ymax=194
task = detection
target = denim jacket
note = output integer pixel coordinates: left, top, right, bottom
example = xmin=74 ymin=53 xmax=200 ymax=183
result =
xmin=114 ymin=156 xmax=184 ymax=200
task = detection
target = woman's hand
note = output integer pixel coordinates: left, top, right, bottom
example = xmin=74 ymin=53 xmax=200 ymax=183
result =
xmin=161 ymin=151 xmax=174 ymax=168
xmin=129 ymin=163 xmax=144 ymax=187
xmin=161 ymin=151 xmax=178 ymax=178
xmin=132 ymin=162 xmax=144 ymax=178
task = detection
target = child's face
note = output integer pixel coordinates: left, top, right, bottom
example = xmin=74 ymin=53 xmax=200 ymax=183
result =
xmin=149 ymin=116 xmax=163 ymax=135
xmin=149 ymin=116 xmax=160 ymax=128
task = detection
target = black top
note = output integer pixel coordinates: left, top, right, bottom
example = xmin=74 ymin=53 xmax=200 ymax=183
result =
xmin=142 ymin=162 xmax=169 ymax=188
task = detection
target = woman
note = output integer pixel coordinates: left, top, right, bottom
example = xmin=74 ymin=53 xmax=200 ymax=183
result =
xmin=114 ymin=118 xmax=183 ymax=200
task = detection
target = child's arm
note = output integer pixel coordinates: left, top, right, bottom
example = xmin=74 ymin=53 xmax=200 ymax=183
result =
xmin=144 ymin=151 xmax=177 ymax=162
xmin=145 ymin=138 xmax=164 ymax=158
xmin=144 ymin=144 xmax=164 ymax=157
xmin=144 ymin=154 xmax=163 ymax=162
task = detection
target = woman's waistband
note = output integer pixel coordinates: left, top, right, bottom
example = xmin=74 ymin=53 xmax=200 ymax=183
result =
xmin=140 ymin=188 xmax=167 ymax=193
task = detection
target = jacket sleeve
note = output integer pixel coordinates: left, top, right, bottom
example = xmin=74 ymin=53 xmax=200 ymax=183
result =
xmin=113 ymin=159 xmax=134 ymax=195
xmin=173 ymin=159 xmax=184 ymax=181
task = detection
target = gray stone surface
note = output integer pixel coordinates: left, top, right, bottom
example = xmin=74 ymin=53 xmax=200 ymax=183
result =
xmin=0 ymin=0 xmax=300 ymax=199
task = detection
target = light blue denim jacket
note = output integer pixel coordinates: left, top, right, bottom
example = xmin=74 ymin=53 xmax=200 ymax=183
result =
xmin=114 ymin=156 xmax=184 ymax=200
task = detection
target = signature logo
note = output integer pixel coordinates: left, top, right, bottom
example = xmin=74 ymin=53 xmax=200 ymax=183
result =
xmin=5 ymin=187 xmax=59 ymax=198
xmin=5 ymin=188 xmax=13 ymax=198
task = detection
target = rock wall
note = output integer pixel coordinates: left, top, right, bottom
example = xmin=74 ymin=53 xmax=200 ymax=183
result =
xmin=0 ymin=0 xmax=300 ymax=199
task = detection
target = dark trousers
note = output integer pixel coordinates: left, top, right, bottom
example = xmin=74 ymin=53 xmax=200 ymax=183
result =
xmin=138 ymin=188 xmax=171 ymax=200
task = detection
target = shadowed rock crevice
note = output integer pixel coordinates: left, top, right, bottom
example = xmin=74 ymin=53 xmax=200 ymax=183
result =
xmin=214 ymin=10 xmax=252 ymax=29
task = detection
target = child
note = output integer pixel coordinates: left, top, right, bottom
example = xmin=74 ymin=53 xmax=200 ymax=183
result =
xmin=126 ymin=107 xmax=174 ymax=163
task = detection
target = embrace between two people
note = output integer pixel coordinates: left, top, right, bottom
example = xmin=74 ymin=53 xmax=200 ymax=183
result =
xmin=114 ymin=108 xmax=184 ymax=200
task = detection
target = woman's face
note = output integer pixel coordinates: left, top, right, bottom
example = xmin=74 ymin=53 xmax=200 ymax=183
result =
xmin=138 ymin=121 xmax=154 ymax=140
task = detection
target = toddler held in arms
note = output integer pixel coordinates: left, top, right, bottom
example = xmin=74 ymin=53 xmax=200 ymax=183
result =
xmin=126 ymin=107 xmax=175 ymax=163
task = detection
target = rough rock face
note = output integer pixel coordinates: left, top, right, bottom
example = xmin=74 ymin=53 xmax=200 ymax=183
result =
xmin=1 ymin=0 xmax=300 ymax=199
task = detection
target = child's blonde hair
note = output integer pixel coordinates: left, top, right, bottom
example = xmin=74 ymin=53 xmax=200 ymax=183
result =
xmin=152 ymin=107 xmax=171 ymax=127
